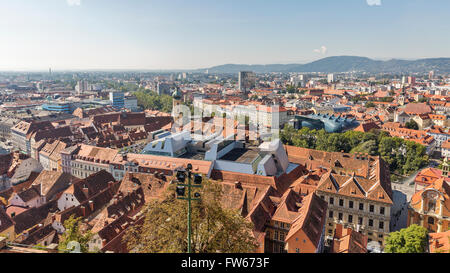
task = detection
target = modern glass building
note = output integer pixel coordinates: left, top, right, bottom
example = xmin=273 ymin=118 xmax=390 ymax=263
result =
xmin=42 ymin=101 xmax=73 ymax=113
xmin=109 ymin=91 xmax=125 ymax=109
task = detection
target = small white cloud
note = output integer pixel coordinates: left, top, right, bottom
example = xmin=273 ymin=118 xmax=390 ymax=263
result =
xmin=67 ymin=0 xmax=81 ymax=6
xmin=313 ymin=46 xmax=328 ymax=55
xmin=366 ymin=0 xmax=382 ymax=6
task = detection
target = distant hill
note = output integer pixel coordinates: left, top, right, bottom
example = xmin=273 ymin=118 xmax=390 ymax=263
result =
xmin=198 ymin=56 xmax=450 ymax=74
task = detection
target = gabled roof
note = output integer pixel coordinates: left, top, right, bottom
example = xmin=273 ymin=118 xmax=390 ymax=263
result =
xmin=285 ymin=193 xmax=328 ymax=248
xmin=316 ymin=171 xmax=393 ymax=204
xmin=32 ymin=171 xmax=78 ymax=201
xmin=271 ymin=189 xmax=302 ymax=223
xmin=15 ymin=185 xmax=41 ymax=203
xmin=429 ymin=230 xmax=450 ymax=253
xmin=119 ymin=172 xmax=169 ymax=203
xmin=12 ymin=200 xmax=58 ymax=235
xmin=62 ymin=170 xmax=116 ymax=204
xmin=332 ymin=224 xmax=368 ymax=253
xmin=0 ymin=207 xmax=14 ymax=233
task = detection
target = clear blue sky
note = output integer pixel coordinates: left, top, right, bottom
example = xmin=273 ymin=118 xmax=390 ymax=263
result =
xmin=0 ymin=0 xmax=449 ymax=70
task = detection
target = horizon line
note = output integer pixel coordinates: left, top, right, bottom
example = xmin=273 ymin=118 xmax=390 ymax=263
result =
xmin=0 ymin=55 xmax=449 ymax=73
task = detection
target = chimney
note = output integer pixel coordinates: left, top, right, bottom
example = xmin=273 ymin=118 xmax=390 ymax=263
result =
xmin=88 ymin=200 xmax=94 ymax=211
xmin=108 ymin=181 xmax=114 ymax=188
xmin=334 ymin=223 xmax=343 ymax=238
xmin=82 ymin=186 xmax=89 ymax=196
xmin=81 ymin=205 xmax=86 ymax=217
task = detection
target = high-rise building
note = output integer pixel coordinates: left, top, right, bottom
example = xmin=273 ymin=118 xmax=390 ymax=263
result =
xmin=109 ymin=91 xmax=125 ymax=109
xmin=238 ymin=71 xmax=256 ymax=96
xmin=327 ymin=73 xmax=335 ymax=83
xmin=429 ymin=71 xmax=435 ymax=80
xmin=408 ymin=76 xmax=416 ymax=86
xmin=75 ymin=80 xmax=88 ymax=94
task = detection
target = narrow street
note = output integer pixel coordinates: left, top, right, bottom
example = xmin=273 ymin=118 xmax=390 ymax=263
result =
xmin=389 ymin=169 xmax=422 ymax=232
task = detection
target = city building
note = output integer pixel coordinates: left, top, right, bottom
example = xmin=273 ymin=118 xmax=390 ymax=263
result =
xmin=408 ymin=177 xmax=450 ymax=233
xmin=124 ymin=95 xmax=138 ymax=111
xmin=286 ymin=146 xmax=393 ymax=246
xmin=109 ymin=91 xmax=125 ymax=110
xmin=238 ymin=71 xmax=256 ymax=97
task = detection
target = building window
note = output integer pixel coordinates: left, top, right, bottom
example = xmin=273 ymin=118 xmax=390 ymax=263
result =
xmin=320 ymin=195 xmax=325 ymax=200
xmin=296 ymin=248 xmax=300 ymax=253
xmin=349 ymin=201 xmax=354 ymax=209
xmin=379 ymin=221 xmax=384 ymax=230
xmin=280 ymin=233 xmax=285 ymax=241
xmin=369 ymin=205 xmax=374 ymax=213
xmin=428 ymin=201 xmax=436 ymax=212
xmin=358 ymin=217 xmax=363 ymax=225
xmin=380 ymin=207 xmax=385 ymax=215
xmin=428 ymin=217 xmax=435 ymax=225
xmin=339 ymin=199 xmax=344 ymax=207
xmin=359 ymin=203 xmax=364 ymax=211
xmin=369 ymin=219 xmax=373 ymax=227
xmin=329 ymin=197 xmax=334 ymax=205
xmin=338 ymin=213 xmax=343 ymax=221
xmin=378 ymin=234 xmax=384 ymax=239
xmin=274 ymin=231 xmax=278 ymax=241
xmin=348 ymin=215 xmax=353 ymax=223
xmin=329 ymin=211 xmax=334 ymax=218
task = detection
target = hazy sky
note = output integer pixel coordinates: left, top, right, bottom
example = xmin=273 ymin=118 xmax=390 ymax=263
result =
xmin=0 ymin=0 xmax=449 ymax=70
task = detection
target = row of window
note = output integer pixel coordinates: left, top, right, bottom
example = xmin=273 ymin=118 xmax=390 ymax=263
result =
xmin=72 ymin=162 xmax=104 ymax=172
xmin=272 ymin=221 xmax=290 ymax=230
xmin=322 ymin=196 xmax=386 ymax=215
xmin=329 ymin=210 xmax=386 ymax=230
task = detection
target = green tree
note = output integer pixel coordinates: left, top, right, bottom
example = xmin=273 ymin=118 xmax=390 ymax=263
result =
xmin=350 ymin=140 xmax=378 ymax=156
xmin=123 ymin=179 xmax=257 ymax=253
xmin=280 ymin=124 xmax=428 ymax=176
xmin=58 ymin=215 xmax=93 ymax=253
xmin=384 ymin=225 xmax=428 ymax=253
xmin=133 ymin=90 xmax=173 ymax=113
xmin=365 ymin=101 xmax=376 ymax=108
xmin=405 ymin=120 xmax=419 ymax=130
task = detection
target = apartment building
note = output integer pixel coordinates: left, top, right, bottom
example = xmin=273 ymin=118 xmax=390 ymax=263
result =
xmin=285 ymin=146 xmax=393 ymax=246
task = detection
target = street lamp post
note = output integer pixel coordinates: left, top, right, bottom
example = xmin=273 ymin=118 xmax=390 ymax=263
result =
xmin=175 ymin=163 xmax=202 ymax=253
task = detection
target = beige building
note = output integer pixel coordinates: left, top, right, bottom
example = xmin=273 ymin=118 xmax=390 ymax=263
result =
xmin=316 ymin=172 xmax=392 ymax=246
xmin=285 ymin=146 xmax=393 ymax=246
xmin=69 ymin=144 xmax=118 ymax=179
xmin=412 ymin=114 xmax=432 ymax=130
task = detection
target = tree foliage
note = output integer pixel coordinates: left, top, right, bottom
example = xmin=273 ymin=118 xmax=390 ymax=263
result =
xmin=365 ymin=101 xmax=376 ymax=108
xmin=134 ymin=90 xmax=173 ymax=113
xmin=123 ymin=179 xmax=258 ymax=253
xmin=58 ymin=215 xmax=93 ymax=253
xmin=281 ymin=125 xmax=429 ymax=175
xmin=405 ymin=120 xmax=419 ymax=130
xmin=384 ymin=225 xmax=428 ymax=253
